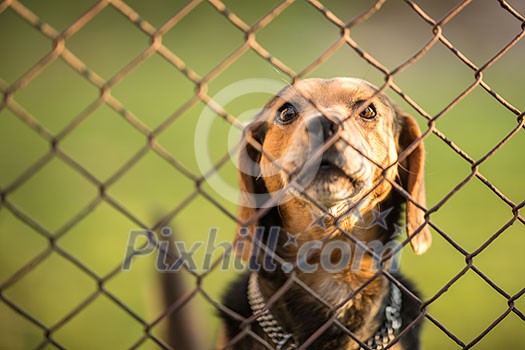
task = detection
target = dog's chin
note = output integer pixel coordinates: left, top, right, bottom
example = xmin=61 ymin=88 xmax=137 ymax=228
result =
xmin=304 ymin=166 xmax=356 ymax=208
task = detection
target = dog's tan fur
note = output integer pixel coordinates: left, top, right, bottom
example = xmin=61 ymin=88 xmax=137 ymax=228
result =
xmin=221 ymin=78 xmax=431 ymax=349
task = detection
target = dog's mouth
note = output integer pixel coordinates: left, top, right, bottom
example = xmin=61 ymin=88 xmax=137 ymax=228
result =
xmin=296 ymin=156 xmax=360 ymax=206
xmin=317 ymin=158 xmax=352 ymax=180
xmin=319 ymin=159 xmax=342 ymax=171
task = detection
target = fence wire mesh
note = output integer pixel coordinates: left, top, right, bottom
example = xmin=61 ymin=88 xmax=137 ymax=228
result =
xmin=0 ymin=0 xmax=524 ymax=349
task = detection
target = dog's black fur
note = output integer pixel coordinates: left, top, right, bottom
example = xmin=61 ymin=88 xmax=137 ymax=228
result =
xmin=220 ymin=271 xmax=422 ymax=349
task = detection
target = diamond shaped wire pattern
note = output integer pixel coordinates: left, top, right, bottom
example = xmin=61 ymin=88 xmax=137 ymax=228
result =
xmin=0 ymin=1 xmax=523 ymax=349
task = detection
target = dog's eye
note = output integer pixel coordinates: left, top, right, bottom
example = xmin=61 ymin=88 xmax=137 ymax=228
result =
xmin=276 ymin=104 xmax=299 ymax=124
xmin=359 ymin=104 xmax=377 ymax=120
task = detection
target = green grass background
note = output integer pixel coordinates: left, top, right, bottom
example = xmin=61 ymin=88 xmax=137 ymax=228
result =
xmin=0 ymin=0 xmax=524 ymax=349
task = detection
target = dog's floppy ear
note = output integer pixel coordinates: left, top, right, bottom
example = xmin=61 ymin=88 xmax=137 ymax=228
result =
xmin=234 ymin=121 xmax=269 ymax=261
xmin=397 ymin=112 xmax=432 ymax=255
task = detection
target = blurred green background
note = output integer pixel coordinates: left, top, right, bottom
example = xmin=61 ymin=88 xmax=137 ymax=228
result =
xmin=1 ymin=0 xmax=524 ymax=349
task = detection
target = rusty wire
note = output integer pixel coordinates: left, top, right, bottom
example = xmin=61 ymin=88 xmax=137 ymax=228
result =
xmin=0 ymin=0 xmax=524 ymax=349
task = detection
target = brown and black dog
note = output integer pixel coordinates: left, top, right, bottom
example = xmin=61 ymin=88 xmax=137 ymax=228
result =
xmin=219 ymin=78 xmax=431 ymax=350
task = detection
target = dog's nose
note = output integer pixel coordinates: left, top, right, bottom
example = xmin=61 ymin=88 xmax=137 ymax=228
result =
xmin=307 ymin=115 xmax=339 ymax=142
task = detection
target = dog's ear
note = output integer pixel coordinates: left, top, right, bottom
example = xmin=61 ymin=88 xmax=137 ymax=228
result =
xmin=397 ymin=112 xmax=432 ymax=255
xmin=234 ymin=121 xmax=269 ymax=261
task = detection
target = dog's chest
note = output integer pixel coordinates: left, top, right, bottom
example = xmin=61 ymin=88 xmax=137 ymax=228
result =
xmin=292 ymin=274 xmax=389 ymax=347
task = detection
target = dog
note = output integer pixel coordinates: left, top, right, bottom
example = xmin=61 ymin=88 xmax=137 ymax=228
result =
xmin=218 ymin=77 xmax=431 ymax=349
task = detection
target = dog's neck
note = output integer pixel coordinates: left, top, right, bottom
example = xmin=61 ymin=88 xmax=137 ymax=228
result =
xmin=253 ymin=198 xmax=402 ymax=348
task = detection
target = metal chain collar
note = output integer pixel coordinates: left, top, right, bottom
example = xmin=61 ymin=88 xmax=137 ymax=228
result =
xmin=247 ymin=273 xmax=403 ymax=350
xmin=247 ymin=273 xmax=298 ymax=350
xmin=362 ymin=283 xmax=403 ymax=350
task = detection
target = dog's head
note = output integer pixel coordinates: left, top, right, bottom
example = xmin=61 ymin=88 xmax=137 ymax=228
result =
xmin=235 ymin=77 xmax=431 ymax=259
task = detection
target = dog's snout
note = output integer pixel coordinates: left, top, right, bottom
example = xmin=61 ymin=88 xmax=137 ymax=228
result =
xmin=308 ymin=115 xmax=339 ymax=142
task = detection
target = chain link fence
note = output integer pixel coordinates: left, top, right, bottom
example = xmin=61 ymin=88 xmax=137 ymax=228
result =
xmin=0 ymin=0 xmax=524 ymax=349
